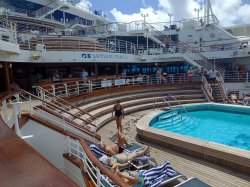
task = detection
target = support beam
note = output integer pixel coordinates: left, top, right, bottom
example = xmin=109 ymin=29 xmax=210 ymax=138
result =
xmin=3 ymin=62 xmax=11 ymax=92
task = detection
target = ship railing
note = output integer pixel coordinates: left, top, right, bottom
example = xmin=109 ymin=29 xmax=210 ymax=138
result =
xmin=19 ymin=32 xmax=248 ymax=56
xmin=66 ymin=137 xmax=128 ymax=187
xmin=97 ymin=38 xmax=137 ymax=54
xmin=0 ymin=90 xmax=99 ymax=142
xmin=180 ymin=42 xmax=225 ymax=74
xmin=201 ymin=76 xmax=214 ymax=101
xmin=35 ymin=86 xmax=99 ymax=126
xmin=0 ymin=19 xmax=17 ymax=43
xmin=217 ymin=74 xmax=228 ymax=102
xmin=144 ymin=21 xmax=169 ymax=46
xmin=37 ymin=74 xmax=202 ymax=98
xmin=223 ymin=71 xmax=250 ymax=83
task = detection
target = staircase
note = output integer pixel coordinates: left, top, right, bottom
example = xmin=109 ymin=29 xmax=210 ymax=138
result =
xmin=210 ymin=83 xmax=223 ymax=102
xmin=34 ymin=0 xmax=68 ymax=20
xmin=144 ymin=22 xmax=168 ymax=47
xmin=180 ymin=43 xmax=224 ymax=74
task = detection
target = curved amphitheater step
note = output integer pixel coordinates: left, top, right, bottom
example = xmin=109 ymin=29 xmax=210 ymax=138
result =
xmin=66 ymin=86 xmax=207 ymax=130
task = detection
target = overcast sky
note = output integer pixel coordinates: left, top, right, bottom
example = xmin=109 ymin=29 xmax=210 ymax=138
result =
xmin=75 ymin=0 xmax=250 ymax=27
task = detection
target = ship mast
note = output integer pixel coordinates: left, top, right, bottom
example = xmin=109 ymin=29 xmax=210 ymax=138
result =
xmin=203 ymin=0 xmax=219 ymax=25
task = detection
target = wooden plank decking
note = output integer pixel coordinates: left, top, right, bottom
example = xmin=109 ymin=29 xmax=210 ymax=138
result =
xmin=97 ymin=109 xmax=250 ymax=187
xmin=0 ymin=121 xmax=78 ymax=187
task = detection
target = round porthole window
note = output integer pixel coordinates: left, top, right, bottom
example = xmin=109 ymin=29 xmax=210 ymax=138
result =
xmin=210 ymin=33 xmax=215 ymax=38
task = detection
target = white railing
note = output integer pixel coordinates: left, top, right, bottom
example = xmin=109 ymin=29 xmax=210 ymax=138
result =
xmin=67 ymin=137 xmax=127 ymax=187
xmin=201 ymin=76 xmax=213 ymax=100
xmin=217 ymin=74 xmax=228 ymax=102
xmin=36 ymin=86 xmax=98 ymax=126
xmin=0 ymin=91 xmax=99 ymax=142
xmin=0 ymin=19 xmax=17 ymax=43
xmin=223 ymin=71 xmax=250 ymax=82
xmin=38 ymin=74 xmax=202 ymax=98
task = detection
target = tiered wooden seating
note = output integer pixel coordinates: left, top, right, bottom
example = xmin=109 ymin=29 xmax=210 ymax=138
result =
xmin=19 ymin=36 xmax=108 ymax=52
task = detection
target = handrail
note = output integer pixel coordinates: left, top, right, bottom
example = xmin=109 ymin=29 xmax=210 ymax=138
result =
xmin=217 ymin=75 xmax=228 ymax=102
xmin=180 ymin=43 xmax=225 ymax=74
xmin=17 ymin=90 xmax=97 ymax=134
xmin=162 ymin=98 xmax=179 ymax=123
xmin=166 ymin=94 xmax=190 ymax=117
xmin=201 ymin=76 xmax=214 ymax=100
xmin=36 ymin=86 xmax=97 ymax=120
xmin=79 ymin=139 xmax=129 ymax=187
xmin=32 ymin=90 xmax=97 ymax=128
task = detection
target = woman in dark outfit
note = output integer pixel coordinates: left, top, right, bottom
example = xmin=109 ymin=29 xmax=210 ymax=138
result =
xmin=112 ymin=100 xmax=124 ymax=132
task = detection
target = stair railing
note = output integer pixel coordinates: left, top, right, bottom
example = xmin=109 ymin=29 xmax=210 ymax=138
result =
xmin=201 ymin=76 xmax=214 ymax=100
xmin=144 ymin=22 xmax=169 ymax=46
xmin=217 ymin=74 xmax=228 ymax=102
xmin=180 ymin=43 xmax=224 ymax=74
xmin=2 ymin=90 xmax=99 ymax=141
xmin=35 ymin=86 xmax=98 ymax=127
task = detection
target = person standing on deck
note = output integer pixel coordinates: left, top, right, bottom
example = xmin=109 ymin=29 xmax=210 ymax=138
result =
xmin=112 ymin=100 xmax=124 ymax=132
xmin=82 ymin=68 xmax=88 ymax=84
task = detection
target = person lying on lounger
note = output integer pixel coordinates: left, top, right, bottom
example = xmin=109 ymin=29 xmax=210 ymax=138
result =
xmin=99 ymin=146 xmax=149 ymax=169
xmin=97 ymin=132 xmax=132 ymax=156
xmin=112 ymin=160 xmax=176 ymax=187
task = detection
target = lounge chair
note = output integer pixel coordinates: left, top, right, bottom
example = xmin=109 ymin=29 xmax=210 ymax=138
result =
xmin=175 ymin=177 xmax=211 ymax=187
xmin=124 ymin=143 xmax=143 ymax=152
xmin=89 ymin=144 xmax=106 ymax=158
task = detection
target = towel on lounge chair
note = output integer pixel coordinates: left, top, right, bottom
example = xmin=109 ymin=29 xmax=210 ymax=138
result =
xmin=90 ymin=144 xmax=106 ymax=158
xmin=140 ymin=161 xmax=176 ymax=187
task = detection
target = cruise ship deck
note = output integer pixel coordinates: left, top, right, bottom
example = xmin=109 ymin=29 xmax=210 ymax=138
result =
xmin=0 ymin=120 xmax=78 ymax=187
xmin=98 ymin=109 xmax=250 ymax=187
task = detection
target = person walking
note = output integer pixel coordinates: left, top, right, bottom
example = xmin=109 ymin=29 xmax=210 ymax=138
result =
xmin=112 ymin=100 xmax=124 ymax=132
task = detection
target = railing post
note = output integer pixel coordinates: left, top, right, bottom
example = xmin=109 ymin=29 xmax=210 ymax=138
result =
xmin=76 ymin=81 xmax=80 ymax=95
xmin=247 ymin=72 xmax=248 ymax=83
xmin=96 ymin=168 xmax=101 ymax=187
xmin=89 ymin=80 xmax=92 ymax=92
xmin=76 ymin=140 xmax=80 ymax=159
xmin=132 ymin=77 xmax=135 ymax=86
xmin=147 ymin=75 xmax=150 ymax=85
xmin=67 ymin=136 xmax=71 ymax=157
xmin=13 ymin=103 xmax=21 ymax=137
xmin=29 ymin=95 xmax=32 ymax=115
xmin=52 ymin=85 xmax=55 ymax=95
xmin=64 ymin=83 xmax=68 ymax=97
xmin=2 ymin=100 xmax=8 ymax=122
xmin=171 ymin=74 xmax=174 ymax=83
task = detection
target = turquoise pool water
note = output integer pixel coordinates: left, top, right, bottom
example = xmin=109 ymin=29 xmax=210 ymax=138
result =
xmin=151 ymin=105 xmax=250 ymax=151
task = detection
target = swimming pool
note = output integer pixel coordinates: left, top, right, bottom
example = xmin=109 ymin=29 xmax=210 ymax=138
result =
xmin=136 ymin=103 xmax=250 ymax=174
xmin=150 ymin=104 xmax=250 ymax=151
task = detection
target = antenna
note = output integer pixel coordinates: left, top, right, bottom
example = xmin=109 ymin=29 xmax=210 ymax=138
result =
xmin=204 ymin=0 xmax=219 ymax=25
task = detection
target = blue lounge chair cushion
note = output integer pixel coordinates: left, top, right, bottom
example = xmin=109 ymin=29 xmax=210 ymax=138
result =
xmin=89 ymin=144 xmax=106 ymax=158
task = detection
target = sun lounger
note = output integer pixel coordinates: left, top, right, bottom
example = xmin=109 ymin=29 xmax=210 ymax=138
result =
xmin=175 ymin=177 xmax=211 ymax=187
xmin=158 ymin=171 xmax=187 ymax=186
xmin=124 ymin=143 xmax=142 ymax=152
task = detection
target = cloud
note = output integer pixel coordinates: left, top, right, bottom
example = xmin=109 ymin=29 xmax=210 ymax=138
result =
xmin=110 ymin=0 xmax=250 ymax=27
xmin=74 ymin=0 xmax=92 ymax=11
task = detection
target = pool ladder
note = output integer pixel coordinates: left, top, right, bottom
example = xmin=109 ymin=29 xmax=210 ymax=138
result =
xmin=161 ymin=94 xmax=194 ymax=125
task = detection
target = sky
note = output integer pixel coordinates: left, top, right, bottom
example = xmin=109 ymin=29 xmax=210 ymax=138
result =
xmin=74 ymin=0 xmax=250 ymax=27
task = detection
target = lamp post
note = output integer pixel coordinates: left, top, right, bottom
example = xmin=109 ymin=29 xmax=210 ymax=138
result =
xmin=167 ymin=13 xmax=173 ymax=26
xmin=141 ymin=13 xmax=148 ymax=27
xmin=194 ymin=7 xmax=202 ymax=21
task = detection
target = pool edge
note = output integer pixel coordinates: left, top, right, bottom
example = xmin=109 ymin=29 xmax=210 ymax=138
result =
xmin=137 ymin=104 xmax=250 ymax=175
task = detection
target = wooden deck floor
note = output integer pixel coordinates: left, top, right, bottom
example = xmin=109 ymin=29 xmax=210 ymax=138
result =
xmin=97 ymin=109 xmax=250 ymax=187
xmin=0 ymin=121 xmax=78 ymax=187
